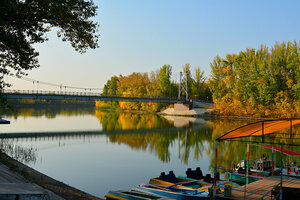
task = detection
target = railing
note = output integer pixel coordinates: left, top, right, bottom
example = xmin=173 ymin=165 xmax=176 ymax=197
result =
xmin=2 ymin=89 xmax=212 ymax=103
xmin=259 ymin=181 xmax=281 ymax=200
xmin=2 ymin=89 xmax=102 ymax=97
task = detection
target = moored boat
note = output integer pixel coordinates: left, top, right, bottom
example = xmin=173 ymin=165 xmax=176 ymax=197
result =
xmin=105 ymin=190 xmax=175 ymax=200
xmin=133 ymin=184 xmax=209 ymax=200
xmin=149 ymin=170 xmax=213 ymax=192
xmin=177 ymin=176 xmax=240 ymax=192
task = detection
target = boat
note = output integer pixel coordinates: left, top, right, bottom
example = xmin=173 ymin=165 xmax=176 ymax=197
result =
xmin=105 ymin=189 xmax=175 ymax=200
xmin=227 ymin=172 xmax=263 ymax=184
xmin=177 ymin=176 xmax=240 ymax=192
xmin=133 ymin=184 xmax=209 ymax=200
xmin=228 ymin=159 xmax=272 ymax=184
xmin=229 ymin=145 xmax=300 ymax=184
xmin=257 ymin=144 xmax=300 ymax=178
xmin=149 ymin=170 xmax=214 ymax=193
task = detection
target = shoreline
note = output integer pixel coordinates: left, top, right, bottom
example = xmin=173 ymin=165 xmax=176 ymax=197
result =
xmin=96 ymin=105 xmax=293 ymax=120
xmin=0 ymin=152 xmax=103 ymax=200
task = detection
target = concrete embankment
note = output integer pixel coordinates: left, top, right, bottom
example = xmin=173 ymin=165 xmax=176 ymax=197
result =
xmin=0 ymin=152 xmax=103 ymax=200
xmin=159 ymin=107 xmax=213 ymax=117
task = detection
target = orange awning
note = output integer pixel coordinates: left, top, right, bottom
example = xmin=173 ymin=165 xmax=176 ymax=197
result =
xmin=217 ymin=119 xmax=300 ymax=141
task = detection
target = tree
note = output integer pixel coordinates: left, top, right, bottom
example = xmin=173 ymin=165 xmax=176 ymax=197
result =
xmin=192 ymin=67 xmax=206 ymax=99
xmin=102 ymin=76 xmax=119 ymax=96
xmin=209 ymin=41 xmax=300 ymax=117
xmin=157 ymin=64 xmax=172 ymax=97
xmin=0 ymin=0 xmax=99 ymax=89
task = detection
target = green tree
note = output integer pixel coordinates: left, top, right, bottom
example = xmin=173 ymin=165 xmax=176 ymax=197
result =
xmin=148 ymin=70 xmax=159 ymax=97
xmin=102 ymin=76 xmax=119 ymax=96
xmin=192 ymin=67 xmax=206 ymax=99
xmin=209 ymin=41 xmax=300 ymax=117
xmin=0 ymin=0 xmax=99 ymax=89
xmin=157 ymin=64 xmax=172 ymax=97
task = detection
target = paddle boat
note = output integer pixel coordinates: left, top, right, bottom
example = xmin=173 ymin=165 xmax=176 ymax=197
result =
xmin=133 ymin=184 xmax=209 ymax=200
xmin=176 ymin=167 xmax=239 ymax=192
xmin=105 ymin=189 xmax=174 ymax=200
xmin=149 ymin=170 xmax=214 ymax=193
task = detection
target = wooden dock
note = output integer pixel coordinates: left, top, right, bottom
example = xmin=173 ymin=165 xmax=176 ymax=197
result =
xmin=218 ymin=176 xmax=300 ymax=199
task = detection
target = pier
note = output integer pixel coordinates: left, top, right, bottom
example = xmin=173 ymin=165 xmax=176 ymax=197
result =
xmin=218 ymin=176 xmax=300 ymax=199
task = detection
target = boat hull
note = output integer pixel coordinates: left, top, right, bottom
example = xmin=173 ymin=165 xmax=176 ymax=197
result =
xmin=149 ymin=177 xmax=211 ymax=192
xmin=105 ymin=190 xmax=174 ymax=200
xmin=133 ymin=185 xmax=209 ymax=200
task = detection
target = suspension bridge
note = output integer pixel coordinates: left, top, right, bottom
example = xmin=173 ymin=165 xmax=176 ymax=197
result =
xmin=2 ymin=89 xmax=187 ymax=103
xmin=1 ymin=74 xmax=213 ymax=107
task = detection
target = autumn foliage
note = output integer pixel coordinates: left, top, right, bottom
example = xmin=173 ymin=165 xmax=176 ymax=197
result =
xmin=209 ymin=41 xmax=300 ymax=118
xmin=98 ymin=64 xmax=211 ymax=112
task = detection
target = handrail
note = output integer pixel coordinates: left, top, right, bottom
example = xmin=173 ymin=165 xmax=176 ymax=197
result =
xmin=271 ymin=191 xmax=281 ymax=200
xmin=259 ymin=181 xmax=281 ymax=200
xmin=1 ymin=89 xmax=213 ymax=102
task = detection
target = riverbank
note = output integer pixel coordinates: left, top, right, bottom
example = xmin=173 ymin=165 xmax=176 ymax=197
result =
xmin=0 ymin=152 xmax=103 ymax=200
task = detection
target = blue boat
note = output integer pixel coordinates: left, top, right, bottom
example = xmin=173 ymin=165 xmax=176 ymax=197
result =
xmin=177 ymin=176 xmax=240 ymax=191
xmin=133 ymin=184 xmax=209 ymax=200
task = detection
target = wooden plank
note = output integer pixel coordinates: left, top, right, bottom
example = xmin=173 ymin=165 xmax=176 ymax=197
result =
xmin=217 ymin=177 xmax=300 ymax=199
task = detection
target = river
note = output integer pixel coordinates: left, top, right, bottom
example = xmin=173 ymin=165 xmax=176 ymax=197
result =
xmin=0 ymin=106 xmax=264 ymax=198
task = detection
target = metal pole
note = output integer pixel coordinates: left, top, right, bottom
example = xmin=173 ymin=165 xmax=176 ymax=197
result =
xmin=213 ymin=140 xmax=218 ymax=198
xmin=246 ymin=136 xmax=250 ymax=185
xmin=262 ymin=121 xmax=264 ymax=143
xmin=272 ymin=133 xmax=274 ymax=176
xmin=185 ymin=71 xmax=188 ymax=101
xmin=280 ymin=145 xmax=283 ymax=200
xmin=178 ymin=72 xmax=182 ymax=99
xmin=256 ymin=144 xmax=258 ymax=170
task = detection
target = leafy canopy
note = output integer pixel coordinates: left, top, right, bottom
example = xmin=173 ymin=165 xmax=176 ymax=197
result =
xmin=0 ymin=0 xmax=99 ymax=87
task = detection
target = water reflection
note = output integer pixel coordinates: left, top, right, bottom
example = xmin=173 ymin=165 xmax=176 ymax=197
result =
xmin=95 ymin=110 xmax=174 ymax=130
xmin=1 ymin=107 xmax=299 ymax=198
xmin=0 ymin=139 xmax=37 ymax=164
xmin=2 ymin=105 xmax=95 ymax=119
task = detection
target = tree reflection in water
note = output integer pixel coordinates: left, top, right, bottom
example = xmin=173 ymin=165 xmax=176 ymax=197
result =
xmin=2 ymin=107 xmax=299 ymax=175
xmin=0 ymin=139 xmax=37 ymax=164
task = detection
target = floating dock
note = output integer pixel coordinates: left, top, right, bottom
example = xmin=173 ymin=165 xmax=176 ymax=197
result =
xmin=218 ymin=176 xmax=300 ymax=199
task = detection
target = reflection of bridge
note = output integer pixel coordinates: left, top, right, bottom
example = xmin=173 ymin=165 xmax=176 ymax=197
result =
xmin=2 ymin=90 xmax=213 ymax=107
xmin=0 ymin=127 xmax=205 ymax=139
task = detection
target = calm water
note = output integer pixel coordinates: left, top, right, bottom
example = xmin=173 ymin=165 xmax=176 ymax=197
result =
xmin=0 ymin=106 xmax=261 ymax=198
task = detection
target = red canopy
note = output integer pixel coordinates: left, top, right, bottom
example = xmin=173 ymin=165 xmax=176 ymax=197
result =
xmin=217 ymin=119 xmax=300 ymax=141
xmin=258 ymin=144 xmax=300 ymax=156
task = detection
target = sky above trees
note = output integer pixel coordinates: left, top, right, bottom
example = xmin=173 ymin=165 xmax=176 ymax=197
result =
xmin=6 ymin=0 xmax=300 ymax=91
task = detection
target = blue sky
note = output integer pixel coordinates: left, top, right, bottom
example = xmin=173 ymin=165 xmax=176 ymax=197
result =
xmin=7 ymin=0 xmax=300 ymax=91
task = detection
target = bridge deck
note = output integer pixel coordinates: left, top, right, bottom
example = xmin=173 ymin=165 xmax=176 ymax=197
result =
xmin=2 ymin=91 xmax=213 ymax=107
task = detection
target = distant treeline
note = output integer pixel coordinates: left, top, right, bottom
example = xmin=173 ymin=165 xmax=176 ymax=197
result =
xmin=209 ymin=41 xmax=299 ymax=118
xmin=98 ymin=64 xmax=211 ymax=111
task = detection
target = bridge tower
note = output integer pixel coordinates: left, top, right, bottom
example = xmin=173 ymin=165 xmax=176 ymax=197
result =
xmin=178 ymin=71 xmax=188 ymax=101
